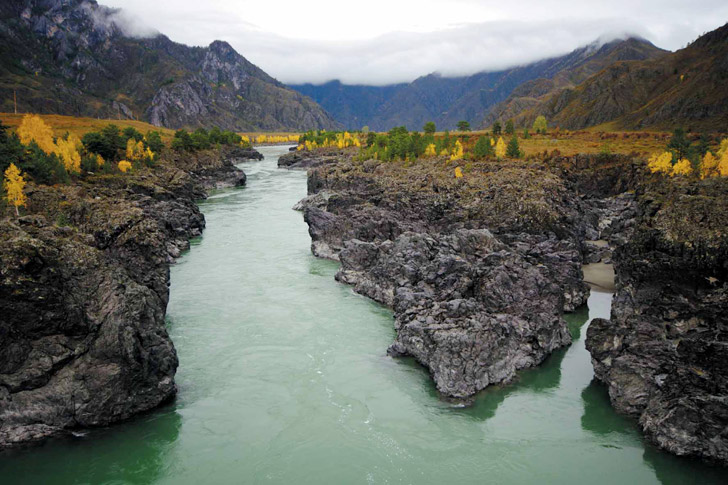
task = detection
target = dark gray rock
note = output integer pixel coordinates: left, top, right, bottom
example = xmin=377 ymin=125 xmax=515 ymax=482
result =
xmin=0 ymin=148 xmax=247 ymax=447
xmin=586 ymin=178 xmax=728 ymax=466
xmin=299 ymin=155 xmax=594 ymax=399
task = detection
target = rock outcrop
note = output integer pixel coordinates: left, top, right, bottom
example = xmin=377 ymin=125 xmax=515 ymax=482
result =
xmin=586 ymin=177 xmax=728 ymax=465
xmin=0 ymin=147 xmax=258 ymax=447
xmin=298 ymin=152 xmax=598 ymax=398
xmin=278 ymin=149 xmax=341 ymax=170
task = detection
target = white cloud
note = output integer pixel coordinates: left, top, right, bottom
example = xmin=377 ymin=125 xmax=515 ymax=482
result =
xmin=102 ymin=0 xmax=728 ymax=85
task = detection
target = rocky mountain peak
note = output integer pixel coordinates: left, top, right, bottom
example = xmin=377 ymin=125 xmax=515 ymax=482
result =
xmin=0 ymin=0 xmax=337 ymax=130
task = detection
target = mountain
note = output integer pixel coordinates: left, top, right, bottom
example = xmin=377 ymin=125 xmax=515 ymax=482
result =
xmin=290 ymin=81 xmax=407 ymax=131
xmin=290 ymin=37 xmax=665 ymax=131
xmin=500 ymin=23 xmax=728 ymax=131
xmin=481 ymin=38 xmax=667 ymax=127
xmin=0 ymin=0 xmax=338 ymax=131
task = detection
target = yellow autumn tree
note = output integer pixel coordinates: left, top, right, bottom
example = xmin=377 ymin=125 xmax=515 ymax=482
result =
xmin=96 ymin=154 xmax=105 ymax=167
xmin=126 ymin=139 xmax=146 ymax=161
xmin=454 ymin=167 xmax=463 ymax=178
xmin=3 ymin=163 xmax=27 ymax=216
xmin=718 ymin=139 xmax=728 ymax=176
xmin=495 ymin=137 xmax=507 ymax=158
xmin=17 ymin=114 xmax=56 ymax=154
xmin=647 ymin=151 xmax=673 ymax=175
xmin=424 ymin=144 xmax=436 ymax=157
xmin=118 ymin=160 xmax=132 ymax=173
xmin=701 ymin=152 xmax=719 ymax=179
xmin=671 ymin=158 xmax=693 ymax=177
xmin=450 ymin=140 xmax=464 ymax=161
xmin=54 ymin=136 xmax=82 ymax=174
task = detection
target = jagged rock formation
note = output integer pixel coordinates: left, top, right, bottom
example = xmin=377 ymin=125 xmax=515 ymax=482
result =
xmin=0 ymin=146 xmax=260 ymax=447
xmin=503 ymin=23 xmax=728 ymax=131
xmin=587 ymin=177 xmax=728 ymax=465
xmin=296 ymin=151 xmax=608 ymax=397
xmin=0 ymin=0 xmax=338 ymax=131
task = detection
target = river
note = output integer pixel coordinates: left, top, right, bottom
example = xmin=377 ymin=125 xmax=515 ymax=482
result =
xmin=1 ymin=145 xmax=725 ymax=484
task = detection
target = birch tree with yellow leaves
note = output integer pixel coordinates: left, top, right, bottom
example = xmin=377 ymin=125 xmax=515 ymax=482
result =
xmin=55 ymin=136 xmax=82 ymax=174
xmin=647 ymin=152 xmax=673 ymax=175
xmin=17 ymin=114 xmax=55 ymax=154
xmin=4 ymin=163 xmax=27 ymax=215
xmin=450 ymin=140 xmax=463 ymax=161
xmin=671 ymin=158 xmax=693 ymax=176
xmin=495 ymin=137 xmax=507 ymax=159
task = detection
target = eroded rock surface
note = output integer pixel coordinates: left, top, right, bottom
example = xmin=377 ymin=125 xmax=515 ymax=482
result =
xmin=587 ymin=178 xmax=728 ymax=465
xmin=298 ymin=153 xmax=599 ymax=398
xmin=0 ymin=147 xmax=257 ymax=447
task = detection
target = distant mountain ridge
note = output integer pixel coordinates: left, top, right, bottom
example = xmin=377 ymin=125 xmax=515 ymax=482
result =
xmin=291 ymin=37 xmax=666 ymax=131
xmin=501 ymin=22 xmax=728 ymax=131
xmin=0 ymin=0 xmax=338 ymax=131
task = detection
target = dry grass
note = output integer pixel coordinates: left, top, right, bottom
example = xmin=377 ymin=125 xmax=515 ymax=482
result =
xmin=449 ymin=130 xmax=673 ymax=157
xmin=0 ymin=113 xmax=175 ymax=140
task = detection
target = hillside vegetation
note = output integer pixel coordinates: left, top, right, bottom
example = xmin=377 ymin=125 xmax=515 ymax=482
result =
xmin=500 ymin=23 xmax=728 ymax=131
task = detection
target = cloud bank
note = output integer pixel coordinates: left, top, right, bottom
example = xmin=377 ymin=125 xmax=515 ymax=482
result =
xmin=102 ymin=0 xmax=728 ymax=85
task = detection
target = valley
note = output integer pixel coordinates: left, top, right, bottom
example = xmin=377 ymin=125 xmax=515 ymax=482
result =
xmin=0 ymin=0 xmax=727 ymax=482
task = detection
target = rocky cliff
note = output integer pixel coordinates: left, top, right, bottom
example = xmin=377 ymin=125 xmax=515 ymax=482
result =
xmin=587 ymin=176 xmax=728 ymax=465
xmin=0 ymin=145 xmax=259 ymax=447
xmin=0 ymin=0 xmax=338 ymax=131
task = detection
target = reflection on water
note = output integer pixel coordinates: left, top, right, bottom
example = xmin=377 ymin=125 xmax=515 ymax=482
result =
xmin=0 ymin=146 xmax=725 ymax=484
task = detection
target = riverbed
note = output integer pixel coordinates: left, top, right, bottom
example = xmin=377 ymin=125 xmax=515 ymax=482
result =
xmin=1 ymin=146 xmax=725 ymax=484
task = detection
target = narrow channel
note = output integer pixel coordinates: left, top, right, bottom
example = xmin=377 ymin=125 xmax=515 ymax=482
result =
xmin=1 ymin=146 xmax=724 ymax=484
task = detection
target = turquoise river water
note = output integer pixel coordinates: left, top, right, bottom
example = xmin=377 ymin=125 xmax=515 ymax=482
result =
xmin=1 ymin=145 xmax=726 ymax=484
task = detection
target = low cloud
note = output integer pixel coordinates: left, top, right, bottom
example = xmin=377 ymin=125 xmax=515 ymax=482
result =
xmin=101 ymin=0 xmax=728 ymax=85
xmin=184 ymin=18 xmax=649 ymax=85
xmin=84 ymin=2 xmax=159 ymax=39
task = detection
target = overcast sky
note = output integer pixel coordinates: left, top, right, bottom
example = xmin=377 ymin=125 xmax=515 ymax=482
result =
xmin=104 ymin=0 xmax=728 ymax=85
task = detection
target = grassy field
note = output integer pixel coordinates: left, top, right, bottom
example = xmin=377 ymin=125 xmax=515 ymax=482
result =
xmin=451 ymin=129 xmax=673 ymax=157
xmin=0 ymin=113 xmax=176 ymax=139
xmin=0 ymin=113 xmax=305 ymax=144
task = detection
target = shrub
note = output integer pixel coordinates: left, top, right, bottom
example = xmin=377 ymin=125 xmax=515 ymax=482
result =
xmin=533 ymin=116 xmax=547 ymax=135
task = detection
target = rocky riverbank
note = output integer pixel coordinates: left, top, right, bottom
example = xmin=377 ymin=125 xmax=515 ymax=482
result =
xmin=0 ymin=146 xmax=259 ymax=447
xmin=296 ymin=151 xmax=610 ymax=398
xmin=586 ymin=177 xmax=728 ymax=465
xmin=295 ymin=148 xmax=727 ymax=465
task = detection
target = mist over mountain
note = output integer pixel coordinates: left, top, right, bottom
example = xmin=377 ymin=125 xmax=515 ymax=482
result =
xmin=496 ymin=22 xmax=728 ymax=131
xmin=291 ymin=36 xmax=666 ymax=131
